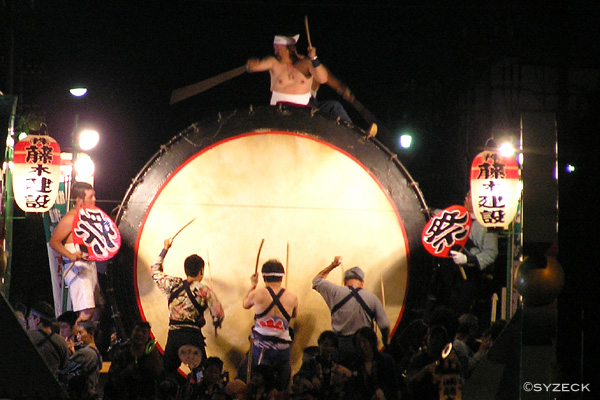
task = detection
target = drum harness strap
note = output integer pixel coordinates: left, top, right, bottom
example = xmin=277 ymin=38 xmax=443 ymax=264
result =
xmin=330 ymin=287 xmax=376 ymax=328
xmin=168 ymin=280 xmax=206 ymax=329
xmin=253 ymin=287 xmax=292 ymax=344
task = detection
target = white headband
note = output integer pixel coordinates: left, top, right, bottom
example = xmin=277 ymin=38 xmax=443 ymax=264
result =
xmin=262 ymin=272 xmax=285 ymax=277
xmin=273 ymin=34 xmax=299 ymax=46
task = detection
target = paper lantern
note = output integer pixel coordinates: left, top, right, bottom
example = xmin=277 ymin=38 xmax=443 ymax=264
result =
xmin=470 ymin=150 xmax=520 ymax=229
xmin=13 ymin=135 xmax=61 ymax=212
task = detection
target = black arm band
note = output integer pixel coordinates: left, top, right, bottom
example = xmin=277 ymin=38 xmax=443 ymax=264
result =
xmin=467 ymin=255 xmax=479 ymax=267
xmin=159 ymin=248 xmax=168 ymax=258
xmin=311 ymin=58 xmax=322 ymax=68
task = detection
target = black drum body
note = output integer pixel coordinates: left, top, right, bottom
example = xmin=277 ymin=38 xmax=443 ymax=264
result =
xmin=111 ymin=105 xmax=430 ymax=372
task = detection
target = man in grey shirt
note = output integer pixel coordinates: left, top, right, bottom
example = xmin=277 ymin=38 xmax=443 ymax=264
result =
xmin=27 ymin=301 xmax=70 ymax=377
xmin=312 ymin=256 xmax=390 ymax=366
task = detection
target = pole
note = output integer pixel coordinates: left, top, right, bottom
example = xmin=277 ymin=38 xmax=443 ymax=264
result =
xmin=61 ymin=115 xmax=81 ymax=312
xmin=1 ymin=95 xmax=18 ymax=297
xmin=71 ymin=115 xmax=79 ymax=187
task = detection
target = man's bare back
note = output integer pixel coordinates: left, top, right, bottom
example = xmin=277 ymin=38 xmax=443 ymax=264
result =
xmin=243 ymin=271 xmax=298 ymax=320
xmin=249 ymin=284 xmax=298 ymax=319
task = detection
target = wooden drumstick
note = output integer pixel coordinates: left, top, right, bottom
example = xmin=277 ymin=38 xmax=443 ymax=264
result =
xmin=285 ymin=242 xmax=290 ymax=288
xmin=254 ymin=238 xmax=265 ymax=275
xmin=171 ymin=217 xmax=196 ymax=241
xmin=207 ymin=249 xmax=213 ymax=289
xmin=62 ymin=248 xmax=89 ymax=278
xmin=62 ymin=261 xmax=75 ymax=278
xmin=458 ymin=248 xmax=471 ymax=280
xmin=304 ymin=16 xmax=312 ymax=48
xmin=380 ymin=274 xmax=386 ymax=309
xmin=246 ymin=335 xmax=253 ymax=384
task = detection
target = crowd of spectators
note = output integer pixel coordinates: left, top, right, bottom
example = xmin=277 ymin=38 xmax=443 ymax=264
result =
xmin=15 ymin=297 xmax=506 ymax=400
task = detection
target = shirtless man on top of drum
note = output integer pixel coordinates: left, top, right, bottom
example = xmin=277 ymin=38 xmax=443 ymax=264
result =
xmin=246 ymin=34 xmax=328 ymax=106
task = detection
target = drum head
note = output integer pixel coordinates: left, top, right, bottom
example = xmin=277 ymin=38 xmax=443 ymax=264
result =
xmin=111 ymin=105 xmax=429 ymax=374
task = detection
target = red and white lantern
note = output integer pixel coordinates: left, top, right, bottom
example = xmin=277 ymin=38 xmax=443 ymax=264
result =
xmin=470 ymin=150 xmax=520 ymax=229
xmin=13 ymin=135 xmax=61 ymax=212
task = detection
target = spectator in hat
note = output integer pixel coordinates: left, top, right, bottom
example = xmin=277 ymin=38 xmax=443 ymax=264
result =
xmin=27 ymin=301 xmax=70 ymax=377
xmin=312 ymin=257 xmax=390 ymax=367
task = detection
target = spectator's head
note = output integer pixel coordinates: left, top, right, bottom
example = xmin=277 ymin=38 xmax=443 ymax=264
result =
xmin=178 ymin=344 xmax=203 ymax=369
xmin=354 ymin=327 xmax=378 ymax=360
xmin=57 ymin=310 xmax=78 ymax=339
xmin=28 ymin=301 xmax=56 ymax=330
xmin=302 ymin=346 xmax=319 ymax=364
xmin=203 ymin=357 xmax=225 ymax=385
xmin=184 ymin=254 xmax=205 ymax=278
xmin=14 ymin=302 xmax=28 ymax=330
xmin=225 ymin=379 xmax=247 ymax=400
xmin=456 ymin=313 xmax=479 ymax=340
xmin=317 ymin=330 xmax=338 ymax=360
xmin=397 ymin=318 xmax=428 ymax=352
xmin=77 ymin=321 xmax=97 ymax=345
xmin=251 ymin=364 xmax=275 ymax=391
xmin=131 ymin=320 xmax=151 ymax=346
xmin=464 ymin=191 xmax=473 ymax=213
xmin=158 ymin=377 xmax=179 ymax=400
xmin=291 ymin=372 xmax=314 ymax=398
xmin=429 ymin=305 xmax=458 ymax=338
xmin=427 ymin=325 xmax=449 ymax=358
xmin=262 ymin=259 xmax=285 ymax=283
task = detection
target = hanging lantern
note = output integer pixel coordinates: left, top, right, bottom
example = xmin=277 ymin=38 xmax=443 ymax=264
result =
xmin=13 ymin=135 xmax=61 ymax=212
xmin=470 ymin=150 xmax=520 ymax=229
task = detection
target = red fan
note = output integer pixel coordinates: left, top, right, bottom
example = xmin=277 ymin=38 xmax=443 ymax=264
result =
xmin=72 ymin=205 xmax=121 ymax=261
xmin=422 ymin=205 xmax=472 ymax=258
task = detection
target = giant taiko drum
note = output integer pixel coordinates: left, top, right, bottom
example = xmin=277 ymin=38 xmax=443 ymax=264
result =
xmin=110 ymin=105 xmax=430 ymax=374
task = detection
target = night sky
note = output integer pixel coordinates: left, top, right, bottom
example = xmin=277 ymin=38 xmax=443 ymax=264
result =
xmin=2 ymin=0 xmax=600 ymax=386
xmin=6 ymin=0 xmax=599 ymax=207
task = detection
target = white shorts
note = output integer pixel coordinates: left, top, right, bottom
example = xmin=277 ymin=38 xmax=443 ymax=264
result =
xmin=64 ymin=243 xmax=98 ymax=312
xmin=270 ymin=91 xmax=311 ymax=106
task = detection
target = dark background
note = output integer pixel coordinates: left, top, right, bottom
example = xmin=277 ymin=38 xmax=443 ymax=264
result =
xmin=2 ymin=0 xmax=599 ymax=390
